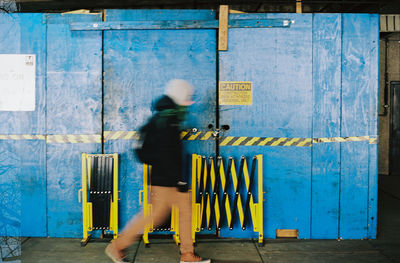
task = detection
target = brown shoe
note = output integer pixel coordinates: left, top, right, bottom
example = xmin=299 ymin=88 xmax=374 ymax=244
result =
xmin=180 ymin=252 xmax=211 ymax=263
xmin=105 ymin=243 xmax=129 ymax=263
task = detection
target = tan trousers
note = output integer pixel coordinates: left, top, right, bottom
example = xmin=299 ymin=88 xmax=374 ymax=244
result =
xmin=113 ymin=186 xmax=194 ymax=254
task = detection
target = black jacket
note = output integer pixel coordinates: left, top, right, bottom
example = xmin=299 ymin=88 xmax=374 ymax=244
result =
xmin=148 ymin=95 xmax=183 ymax=187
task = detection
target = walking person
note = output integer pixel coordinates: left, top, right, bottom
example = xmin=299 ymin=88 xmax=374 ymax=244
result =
xmin=105 ymin=79 xmax=211 ymax=263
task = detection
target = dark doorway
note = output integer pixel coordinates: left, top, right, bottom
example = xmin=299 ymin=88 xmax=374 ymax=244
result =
xmin=390 ymin=81 xmax=400 ymax=176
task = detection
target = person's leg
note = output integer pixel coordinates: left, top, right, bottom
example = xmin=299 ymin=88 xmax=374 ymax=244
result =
xmin=174 ymin=190 xmax=194 ymax=254
xmin=174 ymin=189 xmax=211 ymax=262
xmin=107 ymin=186 xmax=172 ymax=258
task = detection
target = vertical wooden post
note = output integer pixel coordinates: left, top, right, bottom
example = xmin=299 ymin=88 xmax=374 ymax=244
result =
xmin=296 ymin=0 xmax=302 ymax=13
xmin=218 ymin=5 xmax=229 ymax=51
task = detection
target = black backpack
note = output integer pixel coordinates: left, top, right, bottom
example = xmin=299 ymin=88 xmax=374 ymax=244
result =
xmin=135 ymin=113 xmax=161 ymax=164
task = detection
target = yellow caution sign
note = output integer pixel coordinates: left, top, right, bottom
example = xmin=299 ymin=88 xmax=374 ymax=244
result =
xmin=219 ymin=81 xmax=252 ymax=105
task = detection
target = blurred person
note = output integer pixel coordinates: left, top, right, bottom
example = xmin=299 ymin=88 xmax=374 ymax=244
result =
xmin=105 ymin=79 xmax=211 ymax=263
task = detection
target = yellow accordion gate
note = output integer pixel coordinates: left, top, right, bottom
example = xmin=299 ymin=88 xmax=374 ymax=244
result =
xmin=79 ymin=153 xmax=119 ymax=246
xmin=141 ymin=154 xmax=264 ymax=245
xmin=139 ymin=165 xmax=181 ymax=246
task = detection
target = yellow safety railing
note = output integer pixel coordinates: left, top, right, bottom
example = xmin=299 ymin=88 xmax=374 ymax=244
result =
xmin=79 ymin=153 xmax=119 ymax=246
xmin=141 ymin=164 xmax=180 ymax=246
xmin=192 ymin=154 xmax=264 ymax=244
xmin=140 ymin=154 xmax=263 ymax=245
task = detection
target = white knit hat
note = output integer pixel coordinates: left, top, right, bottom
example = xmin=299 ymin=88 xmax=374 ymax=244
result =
xmin=164 ymin=79 xmax=194 ymax=106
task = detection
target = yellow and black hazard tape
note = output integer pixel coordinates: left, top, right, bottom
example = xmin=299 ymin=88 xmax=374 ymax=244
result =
xmin=180 ymin=131 xmax=214 ymax=141
xmin=0 ymin=134 xmax=101 ymax=143
xmin=369 ymin=137 xmax=378 ymax=144
xmin=0 ymin=134 xmax=46 ymax=140
xmin=0 ymin=132 xmax=378 ymax=146
xmin=313 ymin=136 xmax=378 ymax=145
xmin=104 ymin=131 xmax=140 ymax=140
xmin=313 ymin=136 xmax=369 ymax=143
xmin=219 ymin=136 xmax=313 ymax=147
xmin=46 ymin=134 xmax=101 ymax=143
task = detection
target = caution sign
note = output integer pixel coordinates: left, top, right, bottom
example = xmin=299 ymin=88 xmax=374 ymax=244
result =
xmin=219 ymin=81 xmax=252 ymax=105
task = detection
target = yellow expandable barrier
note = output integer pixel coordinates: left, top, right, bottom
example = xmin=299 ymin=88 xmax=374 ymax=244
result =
xmin=141 ymin=164 xmax=180 ymax=246
xmin=79 ymin=153 xmax=119 ymax=246
xmin=191 ymin=154 xmax=264 ymax=244
xmin=140 ymin=154 xmax=264 ymax=245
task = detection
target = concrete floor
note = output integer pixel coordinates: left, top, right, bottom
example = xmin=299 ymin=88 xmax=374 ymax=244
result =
xmin=2 ymin=177 xmax=400 ymax=263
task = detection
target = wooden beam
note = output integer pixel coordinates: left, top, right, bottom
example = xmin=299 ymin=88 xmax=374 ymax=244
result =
xmin=218 ymin=5 xmax=229 ymax=51
xmin=296 ymin=0 xmax=302 ymax=13
xmin=229 ymin=9 xmax=245 ymax=14
xmin=62 ymin=9 xmax=91 ymax=14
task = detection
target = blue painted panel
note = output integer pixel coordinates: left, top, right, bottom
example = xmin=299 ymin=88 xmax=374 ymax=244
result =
xmin=312 ymin=144 xmax=340 ymax=238
xmin=341 ymin=14 xmax=371 ymax=138
xmin=311 ymin=14 xmax=342 ymax=239
xmin=0 ymin=14 xmax=47 ymax=237
xmin=103 ymin=19 xmax=217 ymax=230
xmin=368 ymin=143 xmax=378 ymax=238
xmin=104 ymin=141 xmax=142 ymax=228
xmin=103 ymin=29 xmax=216 ymax=133
xmin=340 ymin=14 xmax=375 ymax=239
xmin=20 ymin=140 xmax=46 ymax=237
xmin=312 ymin=14 xmax=342 ymax=138
xmin=219 ymin=147 xmax=311 ymax=239
xmin=0 ymin=14 xmax=21 ymax=52
xmin=105 ymin=9 xmax=216 ymax=21
xmin=219 ymin=13 xmax=313 ymax=238
xmin=0 ymin=140 xmax=46 ymax=237
xmin=0 ymin=13 xmax=46 ymax=135
xmin=219 ymin=13 xmax=313 ymax=138
xmin=46 ymin=14 xmax=102 ymax=134
xmin=47 ymin=143 xmax=101 ymax=238
xmin=46 ymin=14 xmax=103 ymax=238
xmin=340 ymin=142 xmax=369 ymax=239
xmin=0 ymin=140 xmax=21 ymax=237
xmin=367 ymin=14 xmax=379 ymax=239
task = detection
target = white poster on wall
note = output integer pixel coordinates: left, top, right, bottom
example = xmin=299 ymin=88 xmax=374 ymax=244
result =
xmin=0 ymin=54 xmax=36 ymax=111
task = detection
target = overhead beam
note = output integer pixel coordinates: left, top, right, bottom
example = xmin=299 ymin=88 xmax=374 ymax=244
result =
xmin=70 ymin=18 xmax=293 ymax=31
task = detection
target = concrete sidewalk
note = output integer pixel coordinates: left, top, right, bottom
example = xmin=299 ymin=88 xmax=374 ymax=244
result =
xmin=3 ymin=188 xmax=399 ymax=263
xmin=14 ymin=236 xmax=398 ymax=263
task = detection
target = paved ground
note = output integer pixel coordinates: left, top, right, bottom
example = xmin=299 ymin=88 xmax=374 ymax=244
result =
xmin=11 ymin=234 xmax=399 ymax=263
xmin=2 ymin=180 xmax=400 ymax=263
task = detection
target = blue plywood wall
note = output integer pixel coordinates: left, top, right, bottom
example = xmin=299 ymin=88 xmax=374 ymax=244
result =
xmin=46 ymin=13 xmax=103 ymax=237
xmin=0 ymin=13 xmax=47 ymax=237
xmin=219 ymin=13 xmax=379 ymax=239
xmin=219 ymin=13 xmax=313 ymax=239
xmin=103 ymin=9 xmax=217 ymax=227
xmin=312 ymin=14 xmax=342 ymax=239
xmin=0 ymin=11 xmax=378 ymax=239
xmin=311 ymin=13 xmax=379 ymax=239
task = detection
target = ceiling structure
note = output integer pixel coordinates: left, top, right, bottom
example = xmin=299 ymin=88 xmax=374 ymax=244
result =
xmin=0 ymin=0 xmax=399 ymax=13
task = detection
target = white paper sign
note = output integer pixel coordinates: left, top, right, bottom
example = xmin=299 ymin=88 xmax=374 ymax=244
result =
xmin=0 ymin=54 xmax=36 ymax=111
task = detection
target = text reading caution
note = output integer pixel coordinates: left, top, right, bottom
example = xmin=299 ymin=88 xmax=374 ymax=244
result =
xmin=219 ymin=81 xmax=252 ymax=105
